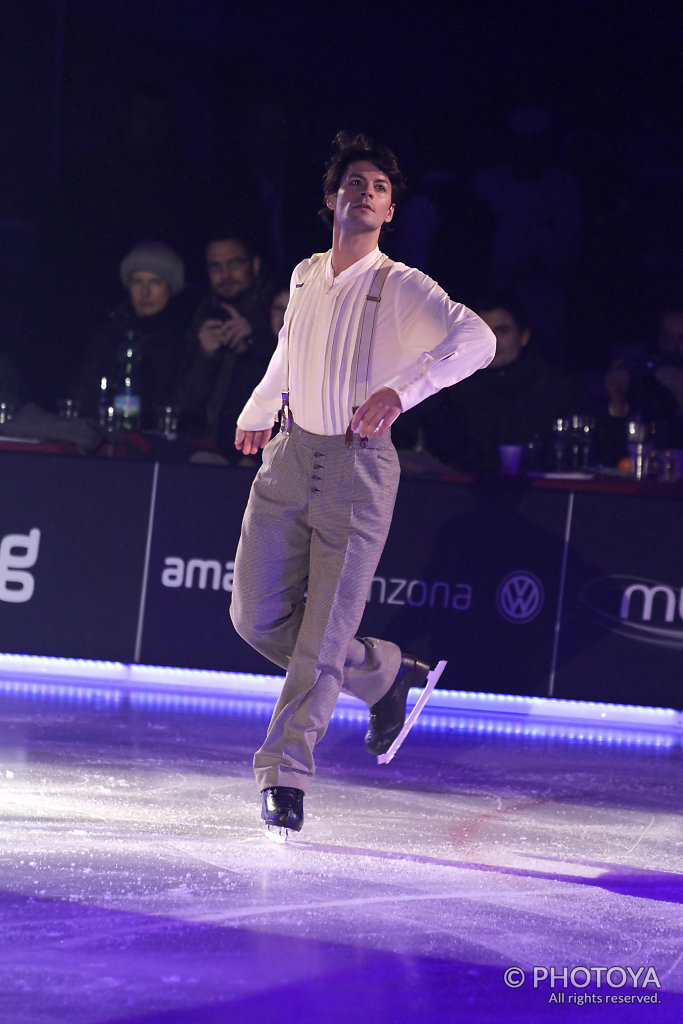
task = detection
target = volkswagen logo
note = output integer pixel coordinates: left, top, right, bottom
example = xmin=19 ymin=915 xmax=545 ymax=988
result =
xmin=497 ymin=571 xmax=544 ymax=623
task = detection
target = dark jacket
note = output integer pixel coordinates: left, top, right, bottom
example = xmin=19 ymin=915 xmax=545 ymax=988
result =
xmin=76 ymin=294 xmax=195 ymax=428
xmin=599 ymin=359 xmax=683 ymax=465
xmin=419 ymin=343 xmax=587 ymax=472
xmin=177 ymin=283 xmax=276 ymax=445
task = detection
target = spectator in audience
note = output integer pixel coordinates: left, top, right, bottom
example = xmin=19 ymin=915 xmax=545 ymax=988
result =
xmin=601 ymin=303 xmax=683 ymax=463
xmin=177 ymin=234 xmax=277 ymax=458
xmin=214 ymin=283 xmax=289 ymax=466
xmin=76 ymin=241 xmax=194 ymax=428
xmin=395 ymin=293 xmax=587 ymax=473
xmin=267 ymin=284 xmax=289 ymax=340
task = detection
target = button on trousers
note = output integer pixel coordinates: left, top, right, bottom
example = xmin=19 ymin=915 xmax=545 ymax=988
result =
xmin=230 ymin=422 xmax=402 ymax=792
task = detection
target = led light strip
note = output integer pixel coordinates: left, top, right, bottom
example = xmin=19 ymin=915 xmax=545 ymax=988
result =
xmin=0 ymin=653 xmax=680 ymax=748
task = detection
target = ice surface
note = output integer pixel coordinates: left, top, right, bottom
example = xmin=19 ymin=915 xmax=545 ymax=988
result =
xmin=0 ymin=688 xmax=681 ymax=1023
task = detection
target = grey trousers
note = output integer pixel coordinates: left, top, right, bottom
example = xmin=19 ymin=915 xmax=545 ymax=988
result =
xmin=230 ymin=422 xmax=402 ymax=792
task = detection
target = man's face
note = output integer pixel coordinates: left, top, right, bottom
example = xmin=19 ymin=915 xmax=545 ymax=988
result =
xmin=480 ymin=307 xmax=531 ymax=368
xmin=128 ymin=270 xmax=172 ymax=317
xmin=657 ymin=312 xmax=683 ymax=360
xmin=206 ymin=239 xmax=259 ymax=302
xmin=326 ymin=161 xmax=394 ymax=235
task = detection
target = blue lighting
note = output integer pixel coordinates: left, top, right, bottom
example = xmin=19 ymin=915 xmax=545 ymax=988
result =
xmin=0 ymin=653 xmax=680 ymax=749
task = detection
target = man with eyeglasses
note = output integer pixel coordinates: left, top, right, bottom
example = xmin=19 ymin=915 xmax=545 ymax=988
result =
xmin=178 ymin=234 xmax=275 ymax=450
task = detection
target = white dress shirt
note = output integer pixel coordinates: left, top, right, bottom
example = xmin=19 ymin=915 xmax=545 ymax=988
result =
xmin=237 ymin=247 xmax=495 ymax=436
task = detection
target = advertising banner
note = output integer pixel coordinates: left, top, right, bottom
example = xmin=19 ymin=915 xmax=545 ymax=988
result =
xmin=0 ymin=453 xmax=152 ymax=661
xmin=141 ymin=471 xmax=569 ymax=695
xmin=139 ymin=463 xmax=271 ymax=674
xmin=554 ymin=492 xmax=683 ymax=708
xmin=3 ymin=452 xmax=681 ymax=709
xmin=358 ymin=479 xmax=570 ymax=696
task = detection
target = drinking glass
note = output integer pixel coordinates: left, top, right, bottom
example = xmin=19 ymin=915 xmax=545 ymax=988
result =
xmin=552 ymin=417 xmax=569 ymax=472
xmin=574 ymin=414 xmax=596 ymax=470
xmin=57 ymin=397 xmax=81 ymax=420
xmin=626 ymin=418 xmax=652 ymax=479
xmin=626 ymin=418 xmax=649 ymax=444
xmin=0 ymin=401 xmax=15 ymax=426
xmin=155 ymin=404 xmax=179 ymax=440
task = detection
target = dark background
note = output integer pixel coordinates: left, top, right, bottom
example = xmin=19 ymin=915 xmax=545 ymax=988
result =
xmin=2 ymin=1 xmax=682 ymax=396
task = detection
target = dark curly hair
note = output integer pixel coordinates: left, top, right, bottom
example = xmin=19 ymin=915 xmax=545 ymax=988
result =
xmin=319 ymin=131 xmax=406 ymax=229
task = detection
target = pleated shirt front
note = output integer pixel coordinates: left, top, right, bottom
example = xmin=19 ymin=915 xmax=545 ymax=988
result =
xmin=237 ymin=247 xmax=495 ymax=436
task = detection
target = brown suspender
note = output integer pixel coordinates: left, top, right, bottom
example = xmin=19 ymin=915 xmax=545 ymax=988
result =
xmin=345 ymin=259 xmax=393 ymax=448
xmin=280 ymin=256 xmax=394 ymax=441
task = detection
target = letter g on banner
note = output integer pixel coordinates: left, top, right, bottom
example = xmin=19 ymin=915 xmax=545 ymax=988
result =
xmin=497 ymin=571 xmax=544 ymax=623
xmin=0 ymin=528 xmax=41 ymax=603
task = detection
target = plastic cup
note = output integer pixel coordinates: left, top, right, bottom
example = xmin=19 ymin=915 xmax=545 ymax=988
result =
xmin=499 ymin=444 xmax=523 ymax=475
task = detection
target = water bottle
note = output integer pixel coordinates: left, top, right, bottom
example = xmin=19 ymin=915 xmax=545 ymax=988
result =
xmin=113 ymin=332 xmax=142 ymax=431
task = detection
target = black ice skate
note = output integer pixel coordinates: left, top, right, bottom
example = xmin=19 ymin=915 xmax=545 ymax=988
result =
xmin=365 ymin=654 xmax=430 ymax=755
xmin=371 ymin=658 xmax=447 ymax=765
xmin=261 ymin=786 xmax=304 ymax=842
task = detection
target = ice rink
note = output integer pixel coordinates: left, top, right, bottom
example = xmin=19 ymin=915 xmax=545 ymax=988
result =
xmin=0 ymin=670 xmax=681 ymax=1023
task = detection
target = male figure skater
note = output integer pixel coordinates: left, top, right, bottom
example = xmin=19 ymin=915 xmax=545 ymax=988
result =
xmin=230 ymin=132 xmax=495 ymax=835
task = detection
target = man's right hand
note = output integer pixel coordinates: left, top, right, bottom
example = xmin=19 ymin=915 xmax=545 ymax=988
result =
xmin=198 ymin=318 xmax=231 ymax=356
xmin=235 ymin=426 xmax=272 ymax=455
xmin=198 ymin=305 xmax=252 ymax=356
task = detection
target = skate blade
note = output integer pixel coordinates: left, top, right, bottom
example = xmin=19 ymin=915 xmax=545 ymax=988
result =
xmin=377 ymin=660 xmax=447 ymax=765
xmin=263 ymin=823 xmax=290 ymax=843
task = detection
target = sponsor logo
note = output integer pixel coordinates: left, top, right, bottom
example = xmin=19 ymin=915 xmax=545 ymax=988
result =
xmin=580 ymin=575 xmax=683 ymax=648
xmin=497 ymin=571 xmax=544 ymax=623
xmin=161 ymin=556 xmax=235 ymax=591
xmin=0 ymin=528 xmax=41 ymax=603
xmin=367 ymin=575 xmax=472 ymax=610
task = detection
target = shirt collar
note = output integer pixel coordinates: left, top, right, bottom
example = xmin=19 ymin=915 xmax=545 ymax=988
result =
xmin=323 ymin=247 xmax=383 ymax=287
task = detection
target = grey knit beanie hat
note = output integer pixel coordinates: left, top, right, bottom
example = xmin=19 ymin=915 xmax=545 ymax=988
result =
xmin=119 ymin=241 xmax=185 ymax=295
